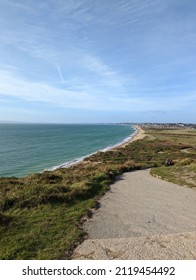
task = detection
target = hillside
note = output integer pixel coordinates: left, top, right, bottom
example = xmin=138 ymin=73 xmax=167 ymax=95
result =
xmin=0 ymin=127 xmax=195 ymax=259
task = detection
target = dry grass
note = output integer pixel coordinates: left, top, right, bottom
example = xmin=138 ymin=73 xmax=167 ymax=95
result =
xmin=149 ymin=128 xmax=196 ymax=188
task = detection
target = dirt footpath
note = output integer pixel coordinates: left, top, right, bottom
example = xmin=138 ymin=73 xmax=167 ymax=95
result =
xmin=72 ymin=169 xmax=196 ymax=259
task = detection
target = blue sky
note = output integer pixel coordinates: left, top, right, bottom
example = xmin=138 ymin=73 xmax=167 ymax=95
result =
xmin=0 ymin=0 xmax=196 ymax=123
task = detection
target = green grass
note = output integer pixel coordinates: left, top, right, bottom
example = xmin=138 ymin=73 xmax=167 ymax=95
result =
xmin=147 ymin=128 xmax=196 ymax=187
xmin=145 ymin=128 xmax=196 ymax=145
xmin=0 ymin=201 xmax=95 ymax=259
xmin=151 ymin=163 xmax=196 ymax=188
xmin=0 ymin=127 xmax=195 ymax=259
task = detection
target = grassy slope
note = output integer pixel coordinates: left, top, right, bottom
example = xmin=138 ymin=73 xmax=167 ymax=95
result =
xmin=147 ymin=128 xmax=196 ymax=188
xmin=0 ymin=127 xmax=195 ymax=259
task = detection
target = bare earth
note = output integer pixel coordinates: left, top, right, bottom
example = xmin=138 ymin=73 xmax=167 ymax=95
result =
xmin=72 ymin=169 xmax=196 ymax=259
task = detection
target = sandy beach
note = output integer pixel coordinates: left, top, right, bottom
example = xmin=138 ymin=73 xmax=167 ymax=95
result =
xmin=68 ymin=125 xmax=145 ymax=168
xmin=123 ymin=125 xmax=146 ymax=144
xmin=111 ymin=125 xmax=146 ymax=150
xmin=130 ymin=125 xmax=146 ymax=142
xmin=72 ymin=169 xmax=196 ymax=259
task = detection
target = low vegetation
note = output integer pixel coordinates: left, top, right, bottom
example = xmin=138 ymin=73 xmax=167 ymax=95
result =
xmin=0 ymin=127 xmax=195 ymax=259
xmin=147 ymin=128 xmax=196 ymax=187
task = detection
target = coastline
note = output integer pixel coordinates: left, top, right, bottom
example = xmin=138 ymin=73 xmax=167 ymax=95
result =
xmin=129 ymin=125 xmax=146 ymax=143
xmin=112 ymin=125 xmax=145 ymax=149
xmin=51 ymin=125 xmax=145 ymax=171
xmin=2 ymin=126 xmax=195 ymax=259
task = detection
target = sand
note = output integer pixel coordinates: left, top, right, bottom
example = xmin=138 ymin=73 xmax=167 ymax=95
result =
xmin=72 ymin=169 xmax=196 ymax=259
xmin=128 ymin=125 xmax=146 ymax=143
xmin=62 ymin=125 xmax=145 ymax=169
xmin=112 ymin=125 xmax=146 ymax=149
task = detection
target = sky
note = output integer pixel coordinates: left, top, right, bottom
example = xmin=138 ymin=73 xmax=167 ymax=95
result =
xmin=0 ymin=0 xmax=196 ymax=123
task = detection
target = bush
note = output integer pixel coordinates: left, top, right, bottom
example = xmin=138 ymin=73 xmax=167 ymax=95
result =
xmin=0 ymin=212 xmax=13 ymax=225
xmin=176 ymin=158 xmax=194 ymax=166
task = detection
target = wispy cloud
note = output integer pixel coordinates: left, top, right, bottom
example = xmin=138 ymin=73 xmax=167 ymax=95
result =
xmin=0 ymin=68 xmax=195 ymax=113
xmin=0 ymin=68 xmax=124 ymax=110
xmin=0 ymin=0 xmax=196 ymax=122
xmin=0 ymin=69 xmax=92 ymax=108
xmin=56 ymin=66 xmax=65 ymax=83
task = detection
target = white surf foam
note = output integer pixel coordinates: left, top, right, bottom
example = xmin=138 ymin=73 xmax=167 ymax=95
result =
xmin=45 ymin=126 xmax=137 ymax=172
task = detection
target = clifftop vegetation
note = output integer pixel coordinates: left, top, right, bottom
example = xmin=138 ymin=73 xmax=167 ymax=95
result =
xmin=0 ymin=128 xmax=195 ymax=259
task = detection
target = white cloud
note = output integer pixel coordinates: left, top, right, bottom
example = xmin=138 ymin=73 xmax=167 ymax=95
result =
xmin=0 ymin=69 xmax=93 ymax=108
xmin=0 ymin=69 xmax=195 ymax=113
xmin=0 ymin=0 xmax=196 ymax=123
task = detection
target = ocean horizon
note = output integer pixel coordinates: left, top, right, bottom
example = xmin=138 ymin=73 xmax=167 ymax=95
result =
xmin=0 ymin=123 xmax=135 ymax=178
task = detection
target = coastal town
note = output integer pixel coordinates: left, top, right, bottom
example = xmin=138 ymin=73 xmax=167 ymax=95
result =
xmin=117 ymin=123 xmax=196 ymax=129
xmin=138 ymin=123 xmax=196 ymax=129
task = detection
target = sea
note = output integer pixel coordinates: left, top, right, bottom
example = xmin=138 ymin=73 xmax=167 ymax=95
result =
xmin=0 ymin=123 xmax=135 ymax=178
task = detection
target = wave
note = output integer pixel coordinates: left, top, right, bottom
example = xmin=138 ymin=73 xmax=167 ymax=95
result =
xmin=45 ymin=126 xmax=137 ymax=172
xmin=101 ymin=127 xmax=137 ymax=152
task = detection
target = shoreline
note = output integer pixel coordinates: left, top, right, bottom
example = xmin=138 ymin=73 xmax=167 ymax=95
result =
xmin=112 ymin=125 xmax=145 ymax=149
xmin=2 ymin=126 xmax=195 ymax=259
xmin=0 ymin=124 xmax=144 ymax=177
xmin=50 ymin=125 xmax=145 ymax=171
xmin=129 ymin=125 xmax=146 ymax=143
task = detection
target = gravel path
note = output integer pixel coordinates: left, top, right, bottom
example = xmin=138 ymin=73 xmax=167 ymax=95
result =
xmin=72 ymin=169 xmax=196 ymax=259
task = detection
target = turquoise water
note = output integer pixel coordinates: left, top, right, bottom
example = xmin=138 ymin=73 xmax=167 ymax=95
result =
xmin=0 ymin=123 xmax=135 ymax=178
